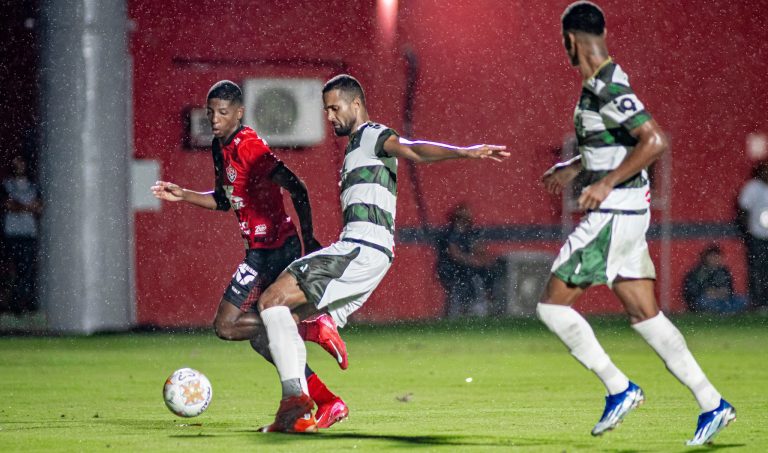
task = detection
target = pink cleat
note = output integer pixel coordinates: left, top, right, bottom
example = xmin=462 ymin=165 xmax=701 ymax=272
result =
xmin=315 ymin=397 xmax=349 ymax=429
xmin=299 ymin=313 xmax=348 ymax=370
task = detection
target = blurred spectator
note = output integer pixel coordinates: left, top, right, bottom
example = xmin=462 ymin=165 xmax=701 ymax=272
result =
xmin=682 ymin=244 xmax=747 ymax=314
xmin=1 ymin=156 xmax=42 ymax=314
xmin=435 ymin=204 xmax=502 ymax=318
xmin=737 ymin=161 xmax=768 ymax=309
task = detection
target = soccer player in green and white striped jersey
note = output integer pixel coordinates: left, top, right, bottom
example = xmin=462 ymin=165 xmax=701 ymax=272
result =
xmin=538 ymin=2 xmax=735 ymax=446
xmin=254 ymin=74 xmax=508 ymax=433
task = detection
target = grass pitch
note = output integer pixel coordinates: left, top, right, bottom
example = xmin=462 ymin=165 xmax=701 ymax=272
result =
xmin=0 ymin=315 xmax=766 ymax=452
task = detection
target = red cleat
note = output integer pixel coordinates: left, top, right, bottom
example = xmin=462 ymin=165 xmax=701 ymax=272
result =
xmin=299 ymin=313 xmax=348 ymax=370
xmin=258 ymin=394 xmax=318 ymax=433
xmin=315 ymin=397 xmax=349 ymax=429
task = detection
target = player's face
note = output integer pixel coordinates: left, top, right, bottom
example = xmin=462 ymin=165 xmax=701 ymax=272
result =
xmin=206 ymin=98 xmax=244 ymax=139
xmin=323 ymin=89 xmax=356 ymax=137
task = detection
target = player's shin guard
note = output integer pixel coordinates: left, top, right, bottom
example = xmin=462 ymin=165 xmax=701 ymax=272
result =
xmin=536 ymin=303 xmax=630 ymax=395
xmin=632 ymin=312 xmax=721 ymax=412
xmin=261 ymin=306 xmax=303 ymax=398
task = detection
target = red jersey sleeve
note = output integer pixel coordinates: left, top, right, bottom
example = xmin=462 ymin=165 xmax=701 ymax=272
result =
xmin=240 ymin=137 xmax=281 ymax=178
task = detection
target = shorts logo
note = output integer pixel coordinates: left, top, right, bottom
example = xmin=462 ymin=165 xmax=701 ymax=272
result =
xmin=226 ymin=165 xmax=237 ymax=182
xmin=299 ymin=264 xmax=309 ymax=273
xmin=254 ymin=224 xmax=267 ymax=236
xmin=234 ymin=263 xmax=257 ymax=286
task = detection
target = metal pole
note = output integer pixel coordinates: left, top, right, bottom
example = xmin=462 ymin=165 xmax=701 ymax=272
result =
xmin=39 ymin=0 xmax=132 ymax=333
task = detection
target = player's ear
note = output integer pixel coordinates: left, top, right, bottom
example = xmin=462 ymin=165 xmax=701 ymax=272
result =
xmin=236 ymin=105 xmax=244 ymax=121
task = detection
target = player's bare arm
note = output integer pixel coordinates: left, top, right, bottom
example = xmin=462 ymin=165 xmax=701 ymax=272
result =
xmin=151 ymin=180 xmax=218 ymax=210
xmin=270 ymin=165 xmax=322 ymax=254
xmin=382 ymin=135 xmax=509 ymax=163
xmin=577 ymin=120 xmax=667 ymax=210
xmin=542 ymin=155 xmax=583 ymax=195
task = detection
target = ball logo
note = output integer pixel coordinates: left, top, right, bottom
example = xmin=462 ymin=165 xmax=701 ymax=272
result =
xmin=226 ymin=166 xmax=237 ymax=182
xmin=181 ymin=379 xmax=205 ymax=406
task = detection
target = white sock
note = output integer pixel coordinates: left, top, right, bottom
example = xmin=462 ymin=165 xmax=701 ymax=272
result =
xmin=537 ymin=303 xmax=630 ymax=395
xmin=261 ymin=306 xmax=303 ymax=397
xmin=295 ymin=326 xmax=309 ymax=395
xmin=632 ymin=312 xmax=721 ymax=412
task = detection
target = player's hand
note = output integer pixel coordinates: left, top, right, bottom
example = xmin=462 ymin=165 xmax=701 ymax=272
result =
xmin=151 ymin=181 xmax=185 ymax=202
xmin=577 ymin=181 xmax=612 ymax=210
xmin=541 ymin=164 xmax=580 ymax=195
xmin=462 ymin=144 xmax=509 ymax=162
xmin=303 ymin=237 xmax=323 ymax=255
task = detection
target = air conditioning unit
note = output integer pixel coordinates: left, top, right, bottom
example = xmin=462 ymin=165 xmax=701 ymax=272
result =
xmin=242 ymin=78 xmax=325 ymax=148
xmin=494 ymin=251 xmax=555 ymax=316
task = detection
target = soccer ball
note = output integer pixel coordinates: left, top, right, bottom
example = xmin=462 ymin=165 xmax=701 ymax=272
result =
xmin=163 ymin=368 xmax=213 ymax=417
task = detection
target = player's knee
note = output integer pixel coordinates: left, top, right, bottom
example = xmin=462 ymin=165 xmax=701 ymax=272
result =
xmin=257 ymin=286 xmax=287 ymax=312
xmin=213 ymin=317 xmax=236 ymax=341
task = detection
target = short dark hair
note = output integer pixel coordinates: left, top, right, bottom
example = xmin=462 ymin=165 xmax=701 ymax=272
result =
xmin=562 ymin=1 xmax=605 ymax=35
xmin=322 ymin=74 xmax=366 ymax=106
xmin=207 ymin=80 xmax=243 ymax=104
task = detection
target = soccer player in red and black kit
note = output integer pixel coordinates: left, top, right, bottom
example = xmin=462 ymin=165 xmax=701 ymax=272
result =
xmin=151 ymin=80 xmax=349 ymax=429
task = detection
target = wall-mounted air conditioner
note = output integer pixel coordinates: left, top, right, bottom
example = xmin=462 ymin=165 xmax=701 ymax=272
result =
xmin=243 ymin=78 xmax=325 ymax=148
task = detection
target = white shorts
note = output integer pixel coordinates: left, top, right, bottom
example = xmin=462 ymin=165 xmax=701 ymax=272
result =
xmin=286 ymin=240 xmax=392 ymax=327
xmin=551 ymin=210 xmax=656 ymax=288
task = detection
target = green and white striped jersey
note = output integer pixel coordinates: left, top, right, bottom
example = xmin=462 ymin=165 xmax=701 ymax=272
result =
xmin=575 ymin=59 xmax=653 ymax=213
xmin=339 ymin=122 xmax=399 ymax=255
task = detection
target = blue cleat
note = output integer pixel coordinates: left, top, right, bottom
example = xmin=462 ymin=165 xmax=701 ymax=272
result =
xmin=686 ymin=399 xmax=736 ymax=446
xmin=591 ymin=382 xmax=645 ymax=436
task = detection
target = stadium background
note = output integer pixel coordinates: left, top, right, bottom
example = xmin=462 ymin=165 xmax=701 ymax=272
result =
xmin=1 ymin=0 xmax=766 ymax=330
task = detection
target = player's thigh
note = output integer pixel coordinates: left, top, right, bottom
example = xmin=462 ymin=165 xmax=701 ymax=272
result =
xmin=541 ymin=274 xmax=585 ymax=306
xmin=222 ymin=250 xmax=277 ymax=314
xmin=551 ymin=212 xmax=614 ymax=287
xmin=214 ymin=297 xmax=253 ymax=324
xmin=608 ymin=213 xmax=656 ymax=284
xmin=612 ymin=278 xmax=659 ymax=322
xmin=258 ymin=270 xmax=308 ymax=311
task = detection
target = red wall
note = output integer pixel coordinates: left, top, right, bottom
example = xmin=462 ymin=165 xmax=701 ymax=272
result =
xmin=130 ymin=0 xmax=767 ymax=326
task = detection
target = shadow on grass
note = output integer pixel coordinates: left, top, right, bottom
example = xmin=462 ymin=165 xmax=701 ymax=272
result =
xmin=250 ymin=431 xmax=557 ymax=448
xmin=675 ymin=443 xmax=747 ymax=453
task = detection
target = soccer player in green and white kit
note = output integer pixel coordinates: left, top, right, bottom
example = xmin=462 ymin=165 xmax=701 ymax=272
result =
xmin=254 ymin=74 xmax=508 ymax=433
xmin=539 ymin=2 xmax=735 ymax=446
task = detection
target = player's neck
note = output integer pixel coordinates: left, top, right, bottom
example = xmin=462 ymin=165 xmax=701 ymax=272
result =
xmin=578 ymin=45 xmax=610 ymax=80
xmin=218 ymin=125 xmax=242 ymax=145
xmin=350 ymin=113 xmax=370 ymax=135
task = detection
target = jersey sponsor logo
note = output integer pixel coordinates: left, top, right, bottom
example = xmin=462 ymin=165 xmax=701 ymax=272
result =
xmin=254 ymin=224 xmax=267 ymax=236
xmin=230 ymin=195 xmax=245 ymax=210
xmin=226 ymin=165 xmax=237 ymax=183
xmin=233 ymin=263 xmax=258 ymax=286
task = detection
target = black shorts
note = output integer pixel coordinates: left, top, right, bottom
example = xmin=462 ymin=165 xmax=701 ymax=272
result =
xmin=223 ymin=235 xmax=301 ymax=312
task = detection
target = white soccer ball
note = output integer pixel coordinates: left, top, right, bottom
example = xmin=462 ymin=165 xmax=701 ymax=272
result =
xmin=163 ymin=368 xmax=213 ymax=417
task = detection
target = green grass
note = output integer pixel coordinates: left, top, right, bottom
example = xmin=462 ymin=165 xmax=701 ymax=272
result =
xmin=1 ymin=315 xmax=766 ymax=452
